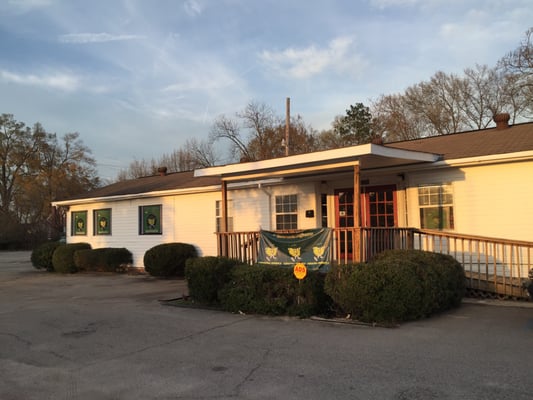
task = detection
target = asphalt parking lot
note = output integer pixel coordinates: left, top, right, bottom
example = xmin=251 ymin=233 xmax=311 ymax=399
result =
xmin=1 ymin=251 xmax=533 ymax=399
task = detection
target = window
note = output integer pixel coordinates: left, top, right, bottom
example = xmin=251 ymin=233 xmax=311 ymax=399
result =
xmin=215 ymin=200 xmax=233 ymax=232
xmin=418 ymin=184 xmax=454 ymax=230
xmin=94 ymin=209 xmax=111 ymax=235
xmin=321 ymin=193 xmax=328 ymax=228
xmin=275 ymin=194 xmax=298 ymax=230
xmin=71 ymin=211 xmax=87 ymax=236
xmin=139 ymin=205 xmax=162 ymax=234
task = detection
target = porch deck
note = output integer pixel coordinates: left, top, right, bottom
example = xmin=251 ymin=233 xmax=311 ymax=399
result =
xmin=216 ymin=228 xmax=533 ymax=300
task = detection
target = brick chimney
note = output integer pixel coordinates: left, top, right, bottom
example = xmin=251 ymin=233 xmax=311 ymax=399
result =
xmin=493 ymin=113 xmax=511 ymax=130
xmin=371 ymin=135 xmax=384 ymax=145
xmin=158 ymin=167 xmax=168 ymax=176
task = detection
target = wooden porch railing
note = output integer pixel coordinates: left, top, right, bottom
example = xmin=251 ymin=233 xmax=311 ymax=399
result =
xmin=413 ymin=229 xmax=533 ymax=299
xmin=216 ymin=228 xmax=533 ymax=299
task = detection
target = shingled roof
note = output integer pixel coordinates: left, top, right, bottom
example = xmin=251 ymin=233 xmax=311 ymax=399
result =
xmin=57 ymin=116 xmax=533 ymax=204
xmin=384 ymin=120 xmax=533 ymax=160
xmin=60 ymin=170 xmax=221 ymax=202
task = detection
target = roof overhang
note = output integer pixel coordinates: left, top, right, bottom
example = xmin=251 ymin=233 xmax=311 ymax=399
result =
xmin=194 ymin=143 xmax=440 ymax=181
xmin=52 ymin=184 xmax=221 ymax=207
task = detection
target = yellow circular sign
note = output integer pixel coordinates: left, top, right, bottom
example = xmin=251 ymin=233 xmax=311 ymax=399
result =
xmin=293 ymin=263 xmax=307 ymax=280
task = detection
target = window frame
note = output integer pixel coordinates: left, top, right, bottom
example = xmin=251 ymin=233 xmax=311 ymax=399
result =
xmin=71 ymin=210 xmax=88 ymax=236
xmin=418 ymin=183 xmax=454 ymax=230
xmin=139 ymin=205 xmax=163 ymax=235
xmin=215 ymin=200 xmax=233 ymax=232
xmin=275 ymin=194 xmax=298 ymax=231
xmin=94 ymin=208 xmax=112 ymax=235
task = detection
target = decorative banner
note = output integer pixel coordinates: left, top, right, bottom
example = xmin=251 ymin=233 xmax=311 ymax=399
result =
xmin=258 ymin=228 xmax=332 ymax=272
xmin=71 ymin=211 xmax=87 ymax=236
xmin=94 ymin=209 xmax=111 ymax=235
xmin=140 ymin=205 xmax=162 ymax=234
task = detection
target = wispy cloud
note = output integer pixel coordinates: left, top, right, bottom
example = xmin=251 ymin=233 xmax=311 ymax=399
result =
xmin=184 ymin=0 xmax=203 ymax=17
xmin=58 ymin=33 xmax=145 ymax=44
xmin=369 ymin=0 xmax=419 ymax=8
xmin=0 ymin=69 xmax=80 ymax=91
xmin=4 ymin=0 xmax=52 ymax=14
xmin=259 ymin=36 xmax=366 ymax=79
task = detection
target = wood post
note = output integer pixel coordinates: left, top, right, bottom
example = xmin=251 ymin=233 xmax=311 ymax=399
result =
xmin=354 ymin=164 xmax=361 ymax=262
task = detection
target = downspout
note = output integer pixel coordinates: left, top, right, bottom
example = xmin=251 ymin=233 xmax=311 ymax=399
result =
xmin=221 ymin=180 xmax=228 ymax=256
xmin=258 ymin=182 xmax=272 ymax=230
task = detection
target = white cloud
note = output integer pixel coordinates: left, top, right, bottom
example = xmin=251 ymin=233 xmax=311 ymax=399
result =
xmin=0 ymin=69 xmax=80 ymax=91
xmin=4 ymin=0 xmax=52 ymax=13
xmin=259 ymin=36 xmax=366 ymax=79
xmin=162 ymin=65 xmax=245 ymax=93
xmin=184 ymin=0 xmax=203 ymax=17
xmin=369 ymin=0 xmax=419 ymax=9
xmin=58 ymin=33 xmax=145 ymax=44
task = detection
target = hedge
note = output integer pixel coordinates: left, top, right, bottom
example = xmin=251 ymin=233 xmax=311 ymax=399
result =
xmin=31 ymin=241 xmax=62 ymax=271
xmin=74 ymin=248 xmax=133 ymax=273
xmin=325 ymin=250 xmax=466 ymax=323
xmin=52 ymin=243 xmax=92 ymax=273
xmin=144 ymin=242 xmax=197 ymax=277
xmin=185 ymin=256 xmax=243 ymax=304
xmin=219 ymin=264 xmax=330 ymax=317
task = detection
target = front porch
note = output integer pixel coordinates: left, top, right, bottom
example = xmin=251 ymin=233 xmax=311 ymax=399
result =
xmin=216 ymin=228 xmax=533 ymax=300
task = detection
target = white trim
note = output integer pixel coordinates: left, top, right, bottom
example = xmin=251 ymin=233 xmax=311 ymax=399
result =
xmin=51 ymin=178 xmax=286 ymax=207
xmin=440 ymin=150 xmax=533 ymax=167
xmin=52 ymin=185 xmax=221 ymax=207
xmin=194 ymin=144 xmax=439 ymax=178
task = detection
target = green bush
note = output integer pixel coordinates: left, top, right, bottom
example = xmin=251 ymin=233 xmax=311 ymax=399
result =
xmin=185 ymin=256 xmax=242 ymax=304
xmin=31 ymin=241 xmax=62 ymax=271
xmin=325 ymin=250 xmax=466 ymax=324
xmin=144 ymin=242 xmax=197 ymax=278
xmin=219 ymin=265 xmax=329 ymax=317
xmin=52 ymin=243 xmax=92 ymax=274
xmin=74 ymin=248 xmax=133 ymax=273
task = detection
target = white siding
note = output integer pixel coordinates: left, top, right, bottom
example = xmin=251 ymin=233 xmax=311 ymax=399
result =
xmin=405 ymin=160 xmax=533 ymax=242
xmin=66 ymin=191 xmax=219 ymax=269
xmin=227 ymin=182 xmax=321 ymax=231
xmin=228 ymin=188 xmax=271 ymax=231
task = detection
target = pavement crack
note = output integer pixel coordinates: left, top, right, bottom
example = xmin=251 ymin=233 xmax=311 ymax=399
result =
xmin=0 ymin=331 xmax=32 ymax=346
xmin=233 ymin=348 xmax=272 ymax=395
xmin=74 ymin=315 xmax=255 ymax=371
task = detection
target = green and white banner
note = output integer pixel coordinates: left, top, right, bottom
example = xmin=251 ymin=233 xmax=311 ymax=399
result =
xmin=257 ymin=228 xmax=332 ymax=272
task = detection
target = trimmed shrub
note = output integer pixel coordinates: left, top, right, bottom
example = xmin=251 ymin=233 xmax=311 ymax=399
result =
xmin=74 ymin=248 xmax=133 ymax=273
xmin=52 ymin=243 xmax=92 ymax=274
xmin=322 ymin=263 xmax=365 ymax=316
xmin=219 ymin=265 xmax=329 ymax=317
xmin=185 ymin=256 xmax=242 ymax=304
xmin=325 ymin=250 xmax=466 ymax=324
xmin=144 ymin=242 xmax=197 ymax=278
xmin=31 ymin=241 xmax=62 ymax=271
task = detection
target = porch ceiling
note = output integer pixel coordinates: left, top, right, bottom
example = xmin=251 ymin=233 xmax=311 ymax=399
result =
xmin=194 ymin=143 xmax=440 ymax=181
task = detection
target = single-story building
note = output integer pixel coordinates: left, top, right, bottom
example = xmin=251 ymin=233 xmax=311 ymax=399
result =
xmin=53 ymin=113 xmax=533 ymax=295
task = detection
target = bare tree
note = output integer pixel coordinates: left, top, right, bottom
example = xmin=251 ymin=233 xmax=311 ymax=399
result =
xmin=0 ymin=114 xmax=98 ymax=245
xmin=0 ymin=114 xmax=45 ymax=217
xmin=499 ymin=27 xmax=533 ymax=116
xmin=159 ymin=138 xmax=218 ymax=171
xmin=461 ymin=65 xmax=499 ymax=129
xmin=371 ymin=94 xmax=426 ymax=141
xmin=211 ymin=101 xmax=317 ymax=162
xmin=500 ymin=27 xmax=533 ymax=78
xmin=210 ymin=114 xmax=253 ymax=162
xmin=117 ymin=158 xmax=156 ymax=181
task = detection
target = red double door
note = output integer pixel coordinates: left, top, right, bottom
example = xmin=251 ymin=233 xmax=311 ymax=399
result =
xmin=335 ymin=185 xmax=397 ymax=258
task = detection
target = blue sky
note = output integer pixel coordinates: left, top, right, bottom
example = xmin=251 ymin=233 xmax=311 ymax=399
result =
xmin=1 ymin=0 xmax=532 ymax=180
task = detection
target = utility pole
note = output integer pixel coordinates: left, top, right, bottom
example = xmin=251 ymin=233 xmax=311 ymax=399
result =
xmin=285 ymin=97 xmax=290 ymax=156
